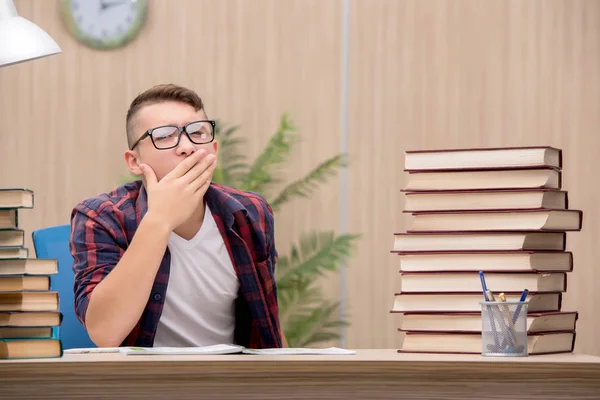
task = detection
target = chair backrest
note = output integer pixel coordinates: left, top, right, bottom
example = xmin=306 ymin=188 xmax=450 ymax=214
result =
xmin=32 ymin=224 xmax=95 ymax=350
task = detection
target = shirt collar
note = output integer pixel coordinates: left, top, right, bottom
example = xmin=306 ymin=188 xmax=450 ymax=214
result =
xmin=204 ymin=183 xmax=246 ymax=228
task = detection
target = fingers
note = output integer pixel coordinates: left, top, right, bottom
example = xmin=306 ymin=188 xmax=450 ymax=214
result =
xmin=194 ymin=173 xmax=214 ymax=197
xmin=164 ymin=149 xmax=207 ymax=181
xmin=139 ymin=164 xmax=157 ymax=188
xmin=189 ymin=159 xmax=217 ymax=192
xmin=180 ymin=153 xmax=216 ymax=185
xmin=192 ymin=178 xmax=212 ymax=201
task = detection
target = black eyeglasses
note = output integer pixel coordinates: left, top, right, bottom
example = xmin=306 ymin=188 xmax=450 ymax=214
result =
xmin=130 ymin=120 xmax=216 ymax=150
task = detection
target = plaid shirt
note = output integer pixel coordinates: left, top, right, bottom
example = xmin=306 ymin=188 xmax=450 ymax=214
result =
xmin=69 ymin=180 xmax=282 ymax=349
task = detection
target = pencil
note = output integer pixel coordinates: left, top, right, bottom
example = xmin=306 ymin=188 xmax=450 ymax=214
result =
xmin=499 ymin=292 xmax=520 ymax=348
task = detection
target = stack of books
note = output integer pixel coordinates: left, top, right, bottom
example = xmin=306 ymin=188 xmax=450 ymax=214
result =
xmin=390 ymin=146 xmax=581 ymax=355
xmin=0 ymin=188 xmax=62 ymax=359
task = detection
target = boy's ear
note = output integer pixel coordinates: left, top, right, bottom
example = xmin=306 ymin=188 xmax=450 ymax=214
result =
xmin=124 ymin=150 xmax=143 ymax=176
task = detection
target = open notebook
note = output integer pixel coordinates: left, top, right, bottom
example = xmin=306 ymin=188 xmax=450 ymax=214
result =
xmin=64 ymin=344 xmax=356 ymax=356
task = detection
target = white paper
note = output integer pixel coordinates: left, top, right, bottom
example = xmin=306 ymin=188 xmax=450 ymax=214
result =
xmin=241 ymin=347 xmax=356 ymax=355
xmin=119 ymin=344 xmax=245 ymax=355
xmin=64 ymin=347 xmax=122 ymax=354
xmin=116 ymin=344 xmax=356 ymax=356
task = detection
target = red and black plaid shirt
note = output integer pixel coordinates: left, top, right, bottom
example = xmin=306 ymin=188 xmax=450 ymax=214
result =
xmin=69 ymin=180 xmax=282 ymax=349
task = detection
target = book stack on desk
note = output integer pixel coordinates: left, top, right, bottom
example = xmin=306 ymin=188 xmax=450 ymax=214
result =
xmin=390 ymin=146 xmax=581 ymax=355
xmin=0 ymin=188 xmax=62 ymax=359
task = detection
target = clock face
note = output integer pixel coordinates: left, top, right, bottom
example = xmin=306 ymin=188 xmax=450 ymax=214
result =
xmin=60 ymin=0 xmax=147 ymax=49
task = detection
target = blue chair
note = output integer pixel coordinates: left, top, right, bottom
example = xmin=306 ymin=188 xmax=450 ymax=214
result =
xmin=32 ymin=224 xmax=95 ymax=349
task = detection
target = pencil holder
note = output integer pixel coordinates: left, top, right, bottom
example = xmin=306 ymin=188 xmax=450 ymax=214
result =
xmin=480 ymin=301 xmax=528 ymax=357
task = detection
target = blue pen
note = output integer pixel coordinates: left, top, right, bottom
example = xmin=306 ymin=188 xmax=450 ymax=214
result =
xmin=479 ymin=271 xmax=500 ymax=350
xmin=479 ymin=271 xmax=489 ymax=301
xmin=512 ymin=288 xmax=529 ymax=324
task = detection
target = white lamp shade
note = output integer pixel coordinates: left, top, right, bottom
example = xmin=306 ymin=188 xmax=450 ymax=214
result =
xmin=0 ymin=0 xmax=61 ymax=67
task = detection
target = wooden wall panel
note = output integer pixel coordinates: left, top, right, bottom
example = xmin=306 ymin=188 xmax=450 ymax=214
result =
xmin=0 ymin=0 xmax=342 ymax=264
xmin=0 ymin=0 xmax=343 ymax=344
xmin=345 ymin=0 xmax=600 ymax=355
xmin=3 ymin=0 xmax=600 ymax=356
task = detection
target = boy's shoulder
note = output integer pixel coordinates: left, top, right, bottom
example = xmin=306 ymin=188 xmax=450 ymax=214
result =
xmin=210 ymin=183 xmax=270 ymax=207
xmin=73 ymin=180 xmax=144 ymax=219
xmin=207 ymin=183 xmax=275 ymax=225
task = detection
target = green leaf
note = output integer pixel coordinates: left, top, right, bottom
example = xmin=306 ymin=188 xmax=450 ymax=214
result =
xmin=211 ymin=122 xmax=250 ymax=187
xmin=275 ymin=231 xmax=359 ymax=346
xmin=284 ymin=301 xmax=348 ymax=347
xmin=241 ymin=114 xmax=297 ymax=194
xmin=276 ymin=231 xmax=361 ymax=288
xmin=278 ymin=277 xmax=322 ymax=326
xmin=269 ymin=154 xmax=347 ymax=212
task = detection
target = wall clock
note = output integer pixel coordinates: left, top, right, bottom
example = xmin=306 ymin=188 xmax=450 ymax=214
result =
xmin=60 ymin=0 xmax=147 ymax=50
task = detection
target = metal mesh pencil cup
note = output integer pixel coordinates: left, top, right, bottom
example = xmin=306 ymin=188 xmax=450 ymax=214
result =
xmin=480 ymin=301 xmax=528 ymax=357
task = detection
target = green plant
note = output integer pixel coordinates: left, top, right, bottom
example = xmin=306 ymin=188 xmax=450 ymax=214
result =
xmin=213 ymin=114 xmax=360 ymax=347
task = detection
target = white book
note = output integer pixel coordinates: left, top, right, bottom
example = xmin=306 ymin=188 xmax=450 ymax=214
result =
xmin=119 ymin=344 xmax=245 ymax=355
xmin=65 ymin=344 xmax=356 ymax=356
xmin=241 ymin=347 xmax=356 ymax=355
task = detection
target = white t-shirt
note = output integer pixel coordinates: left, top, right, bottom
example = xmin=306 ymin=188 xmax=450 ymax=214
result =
xmin=153 ymin=205 xmax=240 ymax=347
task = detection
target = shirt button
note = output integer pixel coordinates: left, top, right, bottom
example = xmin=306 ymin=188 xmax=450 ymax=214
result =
xmin=153 ymin=293 xmax=162 ymax=301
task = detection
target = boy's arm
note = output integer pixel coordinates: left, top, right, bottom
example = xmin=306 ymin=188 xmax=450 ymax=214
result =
xmin=70 ymin=203 xmax=170 ymax=347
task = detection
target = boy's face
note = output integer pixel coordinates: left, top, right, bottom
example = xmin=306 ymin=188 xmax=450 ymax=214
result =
xmin=125 ymin=101 xmax=218 ymax=182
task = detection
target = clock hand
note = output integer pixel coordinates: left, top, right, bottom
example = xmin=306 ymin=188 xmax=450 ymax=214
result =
xmin=100 ymin=0 xmax=127 ymax=12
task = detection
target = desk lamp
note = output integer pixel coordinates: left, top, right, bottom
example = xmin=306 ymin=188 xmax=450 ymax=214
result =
xmin=0 ymin=0 xmax=61 ymax=67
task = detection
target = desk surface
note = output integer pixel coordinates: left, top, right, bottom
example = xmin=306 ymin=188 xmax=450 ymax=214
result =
xmin=1 ymin=349 xmax=600 ymax=399
xmin=2 ymin=348 xmax=600 ymax=363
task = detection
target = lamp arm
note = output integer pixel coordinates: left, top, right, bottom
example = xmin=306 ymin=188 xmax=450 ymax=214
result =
xmin=0 ymin=0 xmax=17 ymax=21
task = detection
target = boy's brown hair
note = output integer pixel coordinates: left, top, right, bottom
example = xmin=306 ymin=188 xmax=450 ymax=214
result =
xmin=126 ymin=84 xmax=205 ymax=149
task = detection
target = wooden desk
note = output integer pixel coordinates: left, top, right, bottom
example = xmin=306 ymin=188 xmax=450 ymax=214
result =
xmin=1 ymin=349 xmax=599 ymax=399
